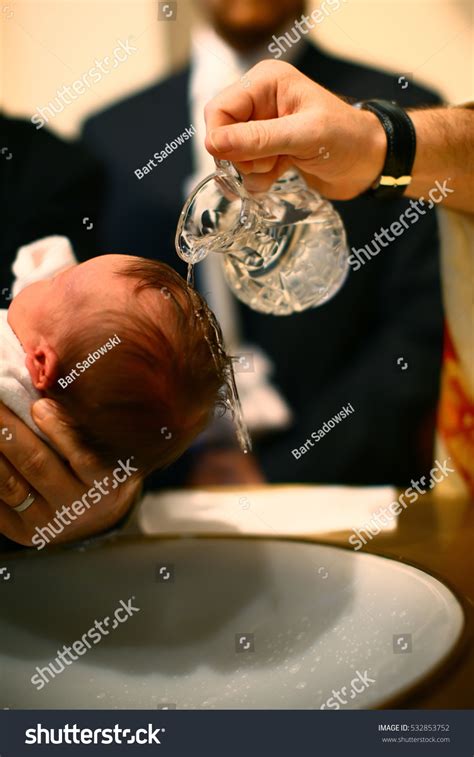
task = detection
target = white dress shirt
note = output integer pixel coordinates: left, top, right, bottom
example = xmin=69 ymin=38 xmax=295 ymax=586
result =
xmin=186 ymin=26 xmax=294 ymax=433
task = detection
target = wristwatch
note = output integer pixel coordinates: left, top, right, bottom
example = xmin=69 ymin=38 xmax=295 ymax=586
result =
xmin=353 ymin=99 xmax=417 ymax=199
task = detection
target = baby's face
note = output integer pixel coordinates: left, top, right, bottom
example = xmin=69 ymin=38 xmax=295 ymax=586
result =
xmin=8 ymin=255 xmax=143 ymax=350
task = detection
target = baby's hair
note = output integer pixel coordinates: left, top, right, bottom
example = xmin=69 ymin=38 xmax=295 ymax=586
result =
xmin=45 ymin=258 xmax=232 ymax=476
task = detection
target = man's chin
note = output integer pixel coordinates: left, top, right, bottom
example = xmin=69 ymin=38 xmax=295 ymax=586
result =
xmin=213 ymin=21 xmax=281 ymax=53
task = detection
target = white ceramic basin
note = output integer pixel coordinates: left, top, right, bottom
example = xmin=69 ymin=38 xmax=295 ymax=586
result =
xmin=0 ymin=538 xmax=464 ymax=709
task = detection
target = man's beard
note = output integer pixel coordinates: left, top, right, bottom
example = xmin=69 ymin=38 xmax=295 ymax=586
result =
xmin=211 ymin=5 xmax=305 ymax=54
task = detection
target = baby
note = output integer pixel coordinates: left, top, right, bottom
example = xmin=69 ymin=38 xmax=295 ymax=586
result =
xmin=0 ymin=236 xmax=230 ymax=476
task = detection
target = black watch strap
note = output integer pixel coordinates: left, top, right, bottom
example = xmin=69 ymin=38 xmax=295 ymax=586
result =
xmin=355 ymin=99 xmax=417 ymax=199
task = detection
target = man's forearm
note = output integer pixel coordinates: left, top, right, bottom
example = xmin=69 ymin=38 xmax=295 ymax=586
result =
xmin=406 ymin=107 xmax=474 ymax=213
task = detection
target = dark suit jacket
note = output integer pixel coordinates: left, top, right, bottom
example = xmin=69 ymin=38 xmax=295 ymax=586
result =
xmin=0 ymin=114 xmax=103 ymax=300
xmin=82 ymin=42 xmax=444 ymax=486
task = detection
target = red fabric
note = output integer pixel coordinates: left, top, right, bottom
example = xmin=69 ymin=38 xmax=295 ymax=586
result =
xmin=437 ymin=326 xmax=474 ymax=496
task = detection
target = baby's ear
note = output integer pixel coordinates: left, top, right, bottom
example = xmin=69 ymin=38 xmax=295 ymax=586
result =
xmin=25 ymin=340 xmax=59 ymax=391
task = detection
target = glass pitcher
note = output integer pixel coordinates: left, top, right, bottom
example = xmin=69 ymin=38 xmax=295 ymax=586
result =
xmin=175 ymin=160 xmax=349 ymax=315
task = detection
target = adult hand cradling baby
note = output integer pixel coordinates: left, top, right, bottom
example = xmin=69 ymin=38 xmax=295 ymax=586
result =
xmin=0 ymin=400 xmax=141 ymax=547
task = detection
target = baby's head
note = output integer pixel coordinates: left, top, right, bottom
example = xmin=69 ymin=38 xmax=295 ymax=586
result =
xmin=8 ymin=255 xmax=230 ymax=475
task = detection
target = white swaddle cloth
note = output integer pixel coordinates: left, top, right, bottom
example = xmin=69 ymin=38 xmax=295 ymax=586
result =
xmin=0 ymin=236 xmax=76 ymax=438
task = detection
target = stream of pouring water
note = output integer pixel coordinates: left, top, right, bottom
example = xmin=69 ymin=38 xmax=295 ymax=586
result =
xmin=186 ymin=262 xmax=195 ymax=287
xmin=185 ymin=259 xmax=252 ymax=454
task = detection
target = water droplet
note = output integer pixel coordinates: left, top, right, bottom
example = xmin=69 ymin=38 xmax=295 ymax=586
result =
xmin=289 ymin=663 xmax=301 ymax=675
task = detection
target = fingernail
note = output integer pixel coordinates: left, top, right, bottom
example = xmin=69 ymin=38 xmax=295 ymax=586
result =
xmin=209 ymin=128 xmax=232 ymax=153
xmin=33 ymin=399 xmax=54 ymax=420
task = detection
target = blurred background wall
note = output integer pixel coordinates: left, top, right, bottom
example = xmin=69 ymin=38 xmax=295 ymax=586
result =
xmin=0 ymin=0 xmax=472 ymax=137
